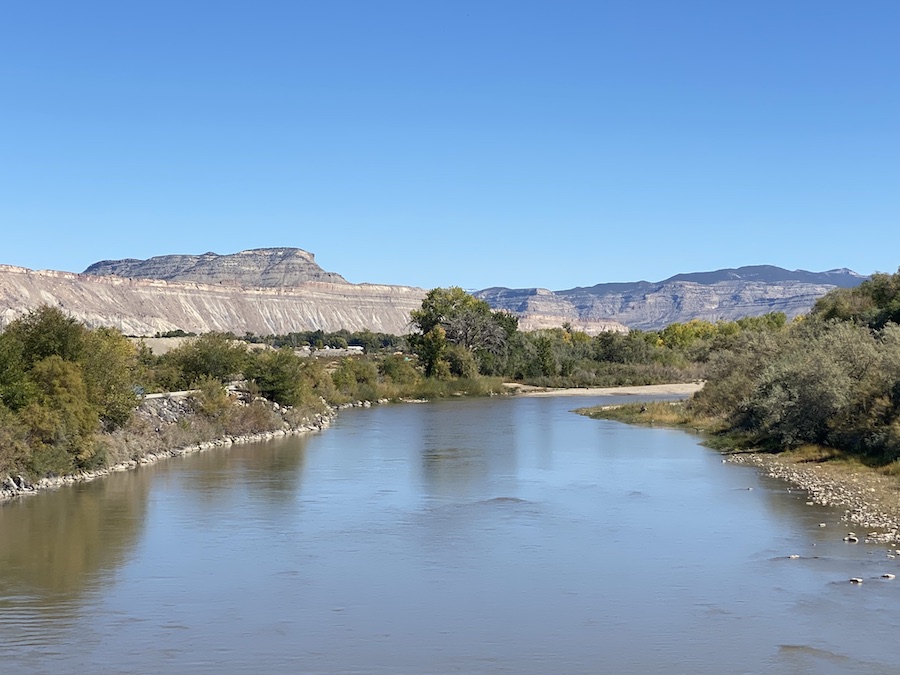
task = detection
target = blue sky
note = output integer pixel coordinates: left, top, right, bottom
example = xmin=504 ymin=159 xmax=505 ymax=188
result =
xmin=1 ymin=1 xmax=897 ymax=290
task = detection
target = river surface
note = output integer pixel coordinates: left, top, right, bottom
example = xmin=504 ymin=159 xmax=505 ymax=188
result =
xmin=2 ymin=395 xmax=899 ymax=674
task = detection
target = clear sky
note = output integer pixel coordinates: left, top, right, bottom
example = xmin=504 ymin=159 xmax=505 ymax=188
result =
xmin=1 ymin=1 xmax=897 ymax=290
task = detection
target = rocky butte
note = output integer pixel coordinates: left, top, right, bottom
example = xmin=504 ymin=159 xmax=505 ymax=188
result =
xmin=0 ymin=249 xmax=424 ymax=336
xmin=83 ymin=247 xmax=349 ymax=287
xmin=0 ymin=249 xmax=865 ymax=336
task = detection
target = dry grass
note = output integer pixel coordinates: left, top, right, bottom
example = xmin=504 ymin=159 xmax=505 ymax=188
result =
xmin=576 ymin=401 xmax=692 ymax=426
xmin=880 ymin=460 xmax=900 ymax=477
xmin=782 ymin=443 xmax=852 ymax=464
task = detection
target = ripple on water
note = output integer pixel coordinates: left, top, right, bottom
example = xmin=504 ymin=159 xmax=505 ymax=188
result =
xmin=775 ymin=644 xmax=893 ymax=674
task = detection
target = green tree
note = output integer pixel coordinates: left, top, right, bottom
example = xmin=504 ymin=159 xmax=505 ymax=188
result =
xmin=0 ymin=329 xmax=33 ymax=410
xmin=813 ymin=269 xmax=900 ymax=329
xmin=735 ymin=312 xmax=787 ymax=332
xmin=411 ymin=325 xmax=449 ymax=378
xmin=410 ymin=287 xmax=484 ymax=335
xmin=246 ymin=348 xmax=309 ymax=407
xmin=22 ymin=356 xmax=100 ymax=472
xmin=593 ymin=330 xmax=655 ymax=364
xmin=80 ymin=327 xmax=140 ymax=430
xmin=3 ymin=306 xmax=87 ymax=367
xmin=534 ymin=334 xmax=558 ymax=377
xmin=409 ymin=287 xmax=518 ymax=377
xmin=163 ymin=333 xmax=249 ymax=387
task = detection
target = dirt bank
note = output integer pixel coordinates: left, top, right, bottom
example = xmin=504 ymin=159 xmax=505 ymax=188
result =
xmin=0 ymin=395 xmax=338 ymax=505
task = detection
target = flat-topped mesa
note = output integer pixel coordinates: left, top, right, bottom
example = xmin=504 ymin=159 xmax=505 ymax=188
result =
xmin=0 ymin=264 xmax=423 ymax=335
xmin=82 ymin=248 xmax=348 ymax=288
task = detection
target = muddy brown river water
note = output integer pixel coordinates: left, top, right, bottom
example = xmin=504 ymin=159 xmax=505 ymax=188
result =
xmin=1 ymin=395 xmax=899 ymax=674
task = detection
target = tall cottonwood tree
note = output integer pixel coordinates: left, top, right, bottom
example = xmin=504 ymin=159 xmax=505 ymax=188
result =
xmin=408 ymin=287 xmax=517 ymax=378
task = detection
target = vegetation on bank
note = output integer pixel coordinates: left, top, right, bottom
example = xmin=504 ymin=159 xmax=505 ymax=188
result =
xmin=578 ymin=400 xmax=697 ymax=429
xmin=401 ymin=286 xmax=787 ymax=388
xmin=9 ymin=271 xmax=898 ymax=483
xmin=579 ymin=269 xmax=900 ymax=473
xmin=0 ymin=305 xmax=506 ymax=480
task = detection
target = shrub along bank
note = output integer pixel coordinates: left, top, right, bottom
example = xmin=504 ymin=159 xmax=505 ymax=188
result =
xmin=0 ymin=306 xmax=508 ymax=482
xmin=579 ymin=269 xmax=900 ymax=477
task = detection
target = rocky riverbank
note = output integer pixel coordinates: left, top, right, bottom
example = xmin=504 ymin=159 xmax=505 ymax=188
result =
xmin=0 ymin=393 xmax=341 ymax=504
xmin=726 ymin=452 xmax=900 ymax=544
xmin=0 ymin=424 xmax=327 ymax=502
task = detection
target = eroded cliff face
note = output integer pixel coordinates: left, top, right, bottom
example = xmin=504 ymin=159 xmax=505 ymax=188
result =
xmin=558 ymin=280 xmax=837 ymax=330
xmin=83 ymin=248 xmax=348 ymax=287
xmin=476 ymin=288 xmax=628 ymax=333
xmin=476 ymin=274 xmax=860 ymax=331
xmin=0 ymin=254 xmax=863 ymax=337
xmin=0 ymin=266 xmax=422 ymax=335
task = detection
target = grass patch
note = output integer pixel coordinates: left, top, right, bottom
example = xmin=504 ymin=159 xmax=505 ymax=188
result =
xmin=403 ymin=376 xmax=508 ymax=400
xmin=577 ymin=401 xmax=759 ymax=454
xmin=575 ymin=400 xmax=691 ymax=426
xmin=781 ymin=443 xmax=849 ymax=464
xmin=880 ymin=460 xmax=900 ymax=477
xmin=699 ymin=430 xmax=758 ymax=453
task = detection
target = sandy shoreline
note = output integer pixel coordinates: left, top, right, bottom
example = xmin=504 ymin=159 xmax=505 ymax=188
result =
xmin=504 ymin=382 xmax=705 ymax=397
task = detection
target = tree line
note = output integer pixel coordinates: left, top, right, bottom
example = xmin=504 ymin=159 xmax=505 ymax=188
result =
xmin=8 ymin=270 xmax=895 ymax=482
xmin=403 ymin=286 xmax=786 ymax=387
xmin=0 ymin=305 xmax=497 ymax=479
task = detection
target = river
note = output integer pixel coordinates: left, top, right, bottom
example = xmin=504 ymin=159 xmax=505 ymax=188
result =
xmin=1 ymin=395 xmax=899 ymax=674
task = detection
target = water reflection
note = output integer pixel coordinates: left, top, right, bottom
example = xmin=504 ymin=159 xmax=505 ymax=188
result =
xmin=0 ymin=471 xmax=149 ymax=600
xmin=418 ymin=399 xmax=518 ymax=501
xmin=176 ymin=436 xmax=309 ymax=507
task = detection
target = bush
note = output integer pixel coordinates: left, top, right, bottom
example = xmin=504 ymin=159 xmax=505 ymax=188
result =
xmin=190 ymin=376 xmax=232 ymax=420
xmin=162 ymin=333 xmax=249 ymax=388
xmin=446 ymin=345 xmax=478 ymax=379
xmin=690 ymin=330 xmax=782 ymax=419
xmin=23 ymin=356 xmax=100 ymax=470
xmin=378 ymin=354 xmax=420 ymax=385
xmin=0 ymin=404 xmax=29 ymax=477
xmin=332 ymin=358 xmax=379 ymax=401
xmin=246 ymin=348 xmax=309 ymax=407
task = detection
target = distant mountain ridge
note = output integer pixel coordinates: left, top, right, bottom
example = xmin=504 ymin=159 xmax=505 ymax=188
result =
xmin=560 ymin=265 xmax=864 ymax=294
xmin=0 ymin=250 xmax=868 ymax=335
xmin=476 ymin=266 xmax=866 ymax=331
xmin=654 ymin=265 xmax=863 ymax=288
